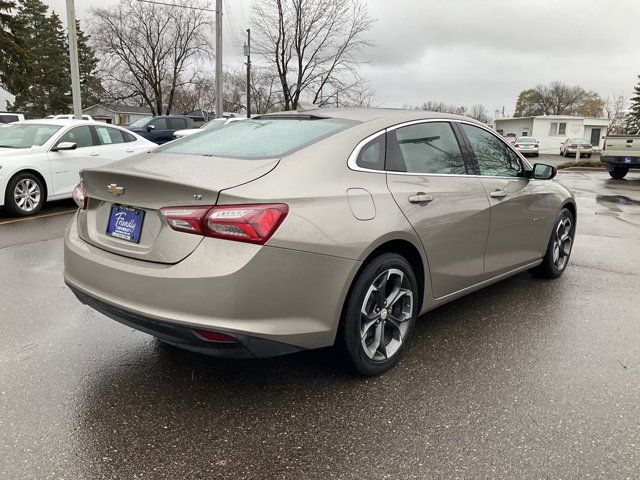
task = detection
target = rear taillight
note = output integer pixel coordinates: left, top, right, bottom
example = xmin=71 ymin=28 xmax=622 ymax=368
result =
xmin=514 ymin=144 xmax=520 ymax=148
xmin=72 ymin=184 xmax=87 ymax=210
xmin=160 ymin=204 xmax=289 ymax=244
xmin=534 ymin=144 xmax=539 ymax=148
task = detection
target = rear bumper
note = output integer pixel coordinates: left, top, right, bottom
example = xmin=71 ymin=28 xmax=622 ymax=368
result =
xmin=516 ymin=148 xmax=539 ymax=155
xmin=601 ymin=156 xmax=640 ymax=168
xmin=68 ymin=285 xmax=302 ymax=358
xmin=564 ymin=148 xmax=592 ymax=155
xmin=64 ymin=214 xmax=359 ymax=354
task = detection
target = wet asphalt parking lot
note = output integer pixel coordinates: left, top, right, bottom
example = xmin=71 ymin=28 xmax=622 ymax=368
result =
xmin=1 ymin=161 xmax=639 ymax=479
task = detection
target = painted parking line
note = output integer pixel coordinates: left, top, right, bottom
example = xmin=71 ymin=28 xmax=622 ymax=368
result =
xmin=0 ymin=209 xmax=76 ymax=225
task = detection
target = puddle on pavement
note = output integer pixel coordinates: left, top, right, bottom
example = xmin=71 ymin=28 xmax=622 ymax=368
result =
xmin=596 ymin=195 xmax=640 ymax=206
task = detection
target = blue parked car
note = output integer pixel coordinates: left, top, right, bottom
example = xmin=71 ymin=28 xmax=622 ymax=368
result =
xmin=126 ymin=115 xmax=193 ymax=144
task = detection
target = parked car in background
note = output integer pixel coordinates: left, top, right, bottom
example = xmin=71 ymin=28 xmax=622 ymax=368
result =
xmin=601 ymin=132 xmax=640 ymax=179
xmin=46 ymin=114 xmax=94 ymax=121
xmin=0 ymin=119 xmax=154 ymax=216
xmin=513 ymin=136 xmax=539 ymax=156
xmin=64 ymin=108 xmax=577 ymax=376
xmin=173 ymin=117 xmax=244 ymax=139
xmin=560 ymin=138 xmax=593 ymax=157
xmin=0 ymin=112 xmax=25 ymax=124
xmin=127 ymin=115 xmax=193 ymax=144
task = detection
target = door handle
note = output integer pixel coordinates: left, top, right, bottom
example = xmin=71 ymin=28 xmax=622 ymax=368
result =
xmin=408 ymin=193 xmax=434 ymax=204
xmin=89 ymin=150 xmax=100 ymax=157
xmin=490 ymin=189 xmax=508 ymax=199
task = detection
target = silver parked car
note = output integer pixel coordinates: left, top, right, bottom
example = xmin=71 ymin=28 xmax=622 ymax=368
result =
xmin=513 ymin=136 xmax=539 ymax=157
xmin=560 ymin=138 xmax=593 ymax=157
xmin=64 ymin=108 xmax=577 ymax=375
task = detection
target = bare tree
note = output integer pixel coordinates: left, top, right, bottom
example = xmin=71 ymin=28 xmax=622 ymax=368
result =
xmin=416 ymin=101 xmax=466 ymax=115
xmin=467 ymin=104 xmax=491 ymax=123
xmin=251 ymin=0 xmax=374 ymax=111
xmin=89 ymin=0 xmax=212 ymax=115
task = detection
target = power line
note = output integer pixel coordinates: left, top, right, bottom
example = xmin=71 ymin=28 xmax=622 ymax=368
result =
xmin=135 ymin=0 xmax=216 ymax=13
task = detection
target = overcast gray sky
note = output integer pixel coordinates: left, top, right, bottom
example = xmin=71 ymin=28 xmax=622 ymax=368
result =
xmin=11 ymin=0 xmax=640 ymax=116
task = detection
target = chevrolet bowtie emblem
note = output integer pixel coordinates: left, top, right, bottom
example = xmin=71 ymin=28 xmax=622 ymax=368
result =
xmin=107 ymin=184 xmax=125 ymax=196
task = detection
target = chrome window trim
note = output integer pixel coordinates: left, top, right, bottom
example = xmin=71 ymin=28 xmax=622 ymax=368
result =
xmin=347 ymin=118 xmax=532 ymax=177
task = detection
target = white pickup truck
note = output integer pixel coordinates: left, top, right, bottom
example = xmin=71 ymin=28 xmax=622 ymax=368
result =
xmin=601 ymin=133 xmax=640 ymax=179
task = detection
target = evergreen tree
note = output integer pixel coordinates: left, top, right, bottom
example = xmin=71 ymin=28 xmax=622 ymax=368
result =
xmin=0 ymin=0 xmax=26 ymax=96
xmin=9 ymin=0 xmax=71 ymax=117
xmin=625 ymin=76 xmax=640 ymax=134
xmin=76 ymin=20 xmax=103 ymax=107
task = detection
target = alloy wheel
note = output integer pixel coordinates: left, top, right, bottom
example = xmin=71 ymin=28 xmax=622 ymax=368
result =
xmin=552 ymin=217 xmax=573 ymax=270
xmin=360 ymin=269 xmax=413 ymax=361
xmin=14 ymin=178 xmax=41 ymax=213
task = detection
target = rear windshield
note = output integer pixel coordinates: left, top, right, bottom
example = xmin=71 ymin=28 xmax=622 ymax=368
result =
xmin=570 ymin=138 xmax=589 ymax=144
xmin=517 ymin=137 xmax=536 ymax=142
xmin=157 ymin=117 xmax=358 ymax=159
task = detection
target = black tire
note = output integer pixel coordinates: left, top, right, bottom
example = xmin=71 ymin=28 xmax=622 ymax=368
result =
xmin=4 ymin=172 xmax=45 ymax=217
xmin=609 ymin=166 xmax=628 ymax=179
xmin=339 ymin=253 xmax=419 ymax=376
xmin=530 ymin=208 xmax=575 ymax=279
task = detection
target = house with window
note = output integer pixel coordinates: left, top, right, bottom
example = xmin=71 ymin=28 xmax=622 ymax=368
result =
xmin=493 ymin=115 xmax=610 ymax=153
xmin=82 ymin=103 xmax=153 ymax=126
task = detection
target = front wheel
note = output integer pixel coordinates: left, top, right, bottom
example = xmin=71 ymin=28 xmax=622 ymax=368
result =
xmin=609 ymin=166 xmax=629 ymax=179
xmin=5 ymin=172 xmax=45 ymax=217
xmin=339 ymin=253 xmax=418 ymax=376
xmin=530 ymin=208 xmax=575 ymax=279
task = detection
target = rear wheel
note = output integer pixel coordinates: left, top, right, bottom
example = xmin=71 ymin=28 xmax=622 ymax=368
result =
xmin=339 ymin=253 xmax=418 ymax=376
xmin=530 ymin=208 xmax=575 ymax=279
xmin=5 ymin=172 xmax=45 ymax=217
xmin=609 ymin=166 xmax=629 ymax=179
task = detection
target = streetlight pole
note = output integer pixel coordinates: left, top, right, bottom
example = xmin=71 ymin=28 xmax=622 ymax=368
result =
xmin=215 ymin=0 xmax=223 ymax=118
xmin=65 ymin=0 xmax=82 ymax=119
xmin=244 ymin=29 xmax=251 ymax=118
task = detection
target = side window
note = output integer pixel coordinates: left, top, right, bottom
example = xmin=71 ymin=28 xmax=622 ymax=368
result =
xmin=168 ymin=118 xmax=188 ymax=129
xmin=56 ymin=126 xmax=95 ymax=149
xmin=387 ymin=122 xmax=466 ymax=174
xmin=355 ymin=134 xmax=385 ymax=170
xmin=96 ymin=126 xmax=125 ymax=145
xmin=151 ymin=118 xmax=167 ymax=130
xmin=122 ymin=131 xmax=137 ymax=143
xmin=461 ymin=124 xmax=523 ymax=177
xmin=0 ymin=114 xmax=18 ymax=123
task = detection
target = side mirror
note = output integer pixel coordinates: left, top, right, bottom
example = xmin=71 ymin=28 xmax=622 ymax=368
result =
xmin=52 ymin=141 xmax=77 ymax=151
xmin=146 ymin=124 xmax=155 ymax=132
xmin=532 ymin=163 xmax=557 ymax=180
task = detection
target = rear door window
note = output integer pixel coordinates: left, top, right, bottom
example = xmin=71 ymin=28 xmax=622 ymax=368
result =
xmin=96 ymin=126 xmax=126 ymax=145
xmin=386 ymin=122 xmax=467 ymax=174
xmin=168 ymin=118 xmax=187 ymax=129
xmin=158 ymin=117 xmax=357 ymax=159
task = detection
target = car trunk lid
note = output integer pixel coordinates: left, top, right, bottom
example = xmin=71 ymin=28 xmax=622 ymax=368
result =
xmin=77 ymin=152 xmax=279 ymax=263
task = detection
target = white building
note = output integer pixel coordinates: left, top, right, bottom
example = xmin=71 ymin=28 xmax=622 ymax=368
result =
xmin=493 ymin=115 xmax=610 ymax=153
xmin=83 ymin=103 xmax=153 ymax=126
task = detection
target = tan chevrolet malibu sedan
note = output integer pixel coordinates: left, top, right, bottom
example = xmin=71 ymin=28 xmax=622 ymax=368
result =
xmin=64 ymin=108 xmax=576 ymax=375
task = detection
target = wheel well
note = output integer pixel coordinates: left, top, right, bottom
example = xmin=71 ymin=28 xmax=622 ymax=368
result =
xmin=562 ymin=201 xmax=576 ymax=221
xmin=7 ymin=169 xmax=48 ymax=202
xmin=364 ymin=240 xmax=426 ymax=311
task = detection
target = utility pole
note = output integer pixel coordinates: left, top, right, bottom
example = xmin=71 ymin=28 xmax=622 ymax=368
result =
xmin=215 ymin=0 xmax=223 ymax=118
xmin=244 ymin=29 xmax=251 ymax=118
xmin=65 ymin=0 xmax=82 ymax=119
